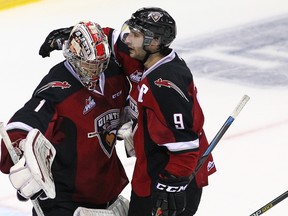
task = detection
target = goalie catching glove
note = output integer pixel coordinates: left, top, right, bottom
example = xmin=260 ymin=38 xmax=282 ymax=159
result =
xmin=39 ymin=26 xmax=72 ymax=57
xmin=9 ymin=129 xmax=56 ymax=200
xmin=152 ymin=171 xmax=190 ymax=216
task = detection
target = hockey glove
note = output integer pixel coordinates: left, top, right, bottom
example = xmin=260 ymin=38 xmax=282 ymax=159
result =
xmin=117 ymin=121 xmax=135 ymax=157
xmin=152 ymin=172 xmax=190 ymax=216
xmin=9 ymin=157 xmax=44 ymax=201
xmin=9 ymin=129 xmax=56 ymax=200
xmin=39 ymin=26 xmax=73 ymax=57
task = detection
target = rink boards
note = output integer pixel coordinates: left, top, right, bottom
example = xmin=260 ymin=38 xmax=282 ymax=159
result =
xmin=0 ymin=0 xmax=40 ymax=11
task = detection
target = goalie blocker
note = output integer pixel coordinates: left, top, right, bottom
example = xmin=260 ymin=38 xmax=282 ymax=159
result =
xmin=9 ymin=129 xmax=56 ymax=200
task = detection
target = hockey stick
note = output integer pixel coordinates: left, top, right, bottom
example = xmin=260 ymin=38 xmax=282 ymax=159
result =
xmin=0 ymin=122 xmax=45 ymax=216
xmin=189 ymin=94 xmax=250 ymax=181
xmin=249 ymin=190 xmax=288 ymax=216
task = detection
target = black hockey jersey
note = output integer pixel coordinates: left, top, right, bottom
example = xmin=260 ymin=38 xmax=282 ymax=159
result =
xmin=131 ymin=50 xmax=216 ymax=197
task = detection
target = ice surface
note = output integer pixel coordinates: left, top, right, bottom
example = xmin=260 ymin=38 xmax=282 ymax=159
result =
xmin=1 ymin=0 xmax=288 ymax=215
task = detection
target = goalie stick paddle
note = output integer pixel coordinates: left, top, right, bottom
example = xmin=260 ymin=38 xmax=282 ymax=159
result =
xmin=189 ymin=94 xmax=250 ymax=181
xmin=249 ymin=190 xmax=288 ymax=216
xmin=0 ymin=122 xmax=45 ymax=216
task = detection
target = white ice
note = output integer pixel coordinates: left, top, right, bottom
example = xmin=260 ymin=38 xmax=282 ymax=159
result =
xmin=1 ymin=0 xmax=288 ymax=215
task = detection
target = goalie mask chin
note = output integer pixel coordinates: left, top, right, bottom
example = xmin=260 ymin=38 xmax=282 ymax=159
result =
xmin=63 ymin=21 xmax=111 ymax=91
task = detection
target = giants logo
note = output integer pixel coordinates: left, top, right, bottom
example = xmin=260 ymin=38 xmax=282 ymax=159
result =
xmin=88 ymin=109 xmax=120 ymax=158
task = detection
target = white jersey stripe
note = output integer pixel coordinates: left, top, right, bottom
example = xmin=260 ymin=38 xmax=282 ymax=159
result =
xmin=6 ymin=122 xmax=33 ymax=132
xmin=161 ymin=139 xmax=199 ymax=152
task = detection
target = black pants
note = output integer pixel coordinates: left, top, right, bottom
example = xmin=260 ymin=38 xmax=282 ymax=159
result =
xmin=128 ymin=178 xmax=202 ymax=216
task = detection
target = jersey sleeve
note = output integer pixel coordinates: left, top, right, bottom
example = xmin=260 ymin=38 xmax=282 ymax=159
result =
xmin=145 ymin=107 xmax=200 ymax=177
xmin=141 ymin=53 xmax=212 ymax=177
xmin=0 ymin=130 xmax=28 ymax=174
xmin=0 ymin=63 xmax=78 ymax=174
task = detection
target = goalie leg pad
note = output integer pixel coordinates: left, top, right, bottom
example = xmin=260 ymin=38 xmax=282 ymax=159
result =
xmin=73 ymin=195 xmax=129 ymax=216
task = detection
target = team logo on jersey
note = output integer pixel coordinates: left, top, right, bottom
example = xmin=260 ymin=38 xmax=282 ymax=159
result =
xmin=83 ymin=96 xmax=96 ymax=115
xmin=35 ymin=81 xmax=71 ymax=95
xmin=129 ymin=70 xmax=142 ymax=83
xmin=207 ymin=161 xmax=215 ymax=172
xmin=87 ymin=109 xmax=120 ymax=158
xmin=154 ymin=78 xmax=189 ymax=102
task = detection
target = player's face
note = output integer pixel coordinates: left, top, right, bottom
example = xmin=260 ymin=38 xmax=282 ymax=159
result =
xmin=124 ymin=29 xmax=147 ymax=61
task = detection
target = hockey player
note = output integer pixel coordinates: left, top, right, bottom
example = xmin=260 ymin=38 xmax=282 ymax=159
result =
xmin=120 ymin=7 xmax=216 ymax=216
xmin=38 ymin=7 xmax=217 ymax=216
xmin=0 ymin=21 xmax=130 ymax=216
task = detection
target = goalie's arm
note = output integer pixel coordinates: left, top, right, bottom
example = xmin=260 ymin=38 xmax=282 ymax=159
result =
xmin=0 ymin=130 xmax=28 ymax=173
xmin=6 ymin=129 xmax=56 ymax=200
xmin=0 ymin=98 xmax=55 ymax=173
xmin=0 ymin=124 xmax=54 ymax=216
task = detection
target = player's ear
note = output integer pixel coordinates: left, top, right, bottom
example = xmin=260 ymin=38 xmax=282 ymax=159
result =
xmin=150 ymin=36 xmax=161 ymax=46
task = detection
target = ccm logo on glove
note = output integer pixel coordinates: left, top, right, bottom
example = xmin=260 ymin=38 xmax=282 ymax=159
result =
xmin=156 ymin=182 xmax=188 ymax=193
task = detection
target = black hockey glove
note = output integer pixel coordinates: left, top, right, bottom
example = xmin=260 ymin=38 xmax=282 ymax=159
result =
xmin=152 ymin=172 xmax=190 ymax=216
xmin=39 ymin=26 xmax=73 ymax=58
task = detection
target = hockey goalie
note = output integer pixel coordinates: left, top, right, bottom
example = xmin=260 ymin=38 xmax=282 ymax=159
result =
xmin=1 ymin=126 xmax=129 ymax=216
xmin=0 ymin=20 xmax=131 ymax=216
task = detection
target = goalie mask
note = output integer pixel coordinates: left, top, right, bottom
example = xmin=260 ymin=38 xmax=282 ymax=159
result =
xmin=63 ymin=21 xmax=110 ymax=90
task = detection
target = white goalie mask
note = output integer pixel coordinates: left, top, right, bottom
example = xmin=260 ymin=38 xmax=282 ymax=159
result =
xmin=63 ymin=21 xmax=111 ymax=90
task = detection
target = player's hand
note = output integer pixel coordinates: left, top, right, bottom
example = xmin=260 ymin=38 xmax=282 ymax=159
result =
xmin=39 ymin=27 xmax=73 ymax=58
xmin=152 ymin=172 xmax=190 ymax=216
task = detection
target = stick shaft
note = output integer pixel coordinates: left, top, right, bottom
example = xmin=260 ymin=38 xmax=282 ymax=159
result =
xmin=191 ymin=94 xmax=250 ymax=179
xmin=249 ymin=190 xmax=288 ymax=216
xmin=0 ymin=122 xmax=19 ymax=164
